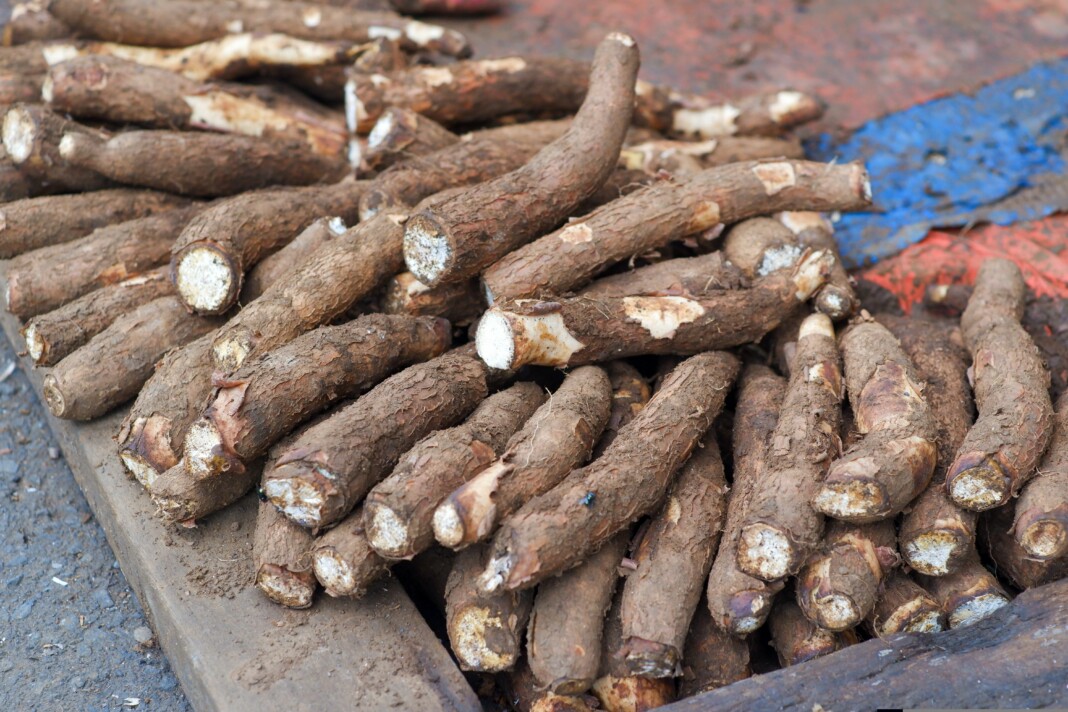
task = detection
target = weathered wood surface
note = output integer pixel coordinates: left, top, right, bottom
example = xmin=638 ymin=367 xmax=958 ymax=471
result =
xmin=671 ymin=577 xmax=1068 ymax=711
xmin=0 ymin=268 xmax=480 ymax=712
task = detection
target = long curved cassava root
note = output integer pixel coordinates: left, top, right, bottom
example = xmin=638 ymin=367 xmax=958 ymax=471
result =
xmin=0 ymin=187 xmax=189 ymax=260
xmin=170 ymin=179 xmax=367 ymax=315
xmin=262 ymin=349 xmax=488 ymax=530
xmin=879 ymin=315 xmax=977 ymax=576
xmin=619 ymin=439 xmax=729 ymax=678
xmin=2 ymin=103 xmax=114 ymax=192
xmin=867 ymin=571 xmax=944 ymax=635
xmin=239 ymin=217 xmax=348 ymax=304
xmin=577 ymin=251 xmax=747 ymax=300
xmin=1013 ymin=391 xmax=1068 ymax=561
xmin=364 ymin=382 xmax=546 ymax=560
xmin=21 ymin=267 xmax=172 ymax=366
xmin=721 ymin=217 xmax=801 ymax=281
xmin=619 ymin=135 xmax=804 ymax=177
xmin=381 ymin=272 xmax=484 ymax=326
xmin=475 ymin=248 xmax=831 ymax=370
xmin=432 ymin=366 xmax=612 ymax=549
xmin=311 ymin=505 xmax=391 ymax=598
xmin=814 ymin=319 xmax=937 ymax=522
xmin=43 ymin=296 xmax=223 ymax=420
xmin=479 ymin=351 xmax=739 ymax=593
xmin=184 ymin=314 xmax=452 ymax=479
xmin=5 ymin=205 xmax=201 ymax=319
xmin=48 ymin=0 xmax=471 ymax=56
xmin=706 ymin=364 xmax=786 ymax=635
xmin=481 ymin=159 xmax=872 ymax=304
xmin=254 ymin=498 xmax=317 ymax=608
xmin=947 ymin=259 xmax=1054 ymax=510
xmin=736 ymin=313 xmax=843 ymax=582
xmin=776 ymin=211 xmax=859 ymax=319
xmin=403 ymin=33 xmax=639 ymax=286
xmin=149 ymin=458 xmax=260 ymax=525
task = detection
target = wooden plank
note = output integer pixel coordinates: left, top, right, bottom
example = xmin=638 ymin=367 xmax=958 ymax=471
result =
xmin=0 ymin=269 xmax=480 ymax=712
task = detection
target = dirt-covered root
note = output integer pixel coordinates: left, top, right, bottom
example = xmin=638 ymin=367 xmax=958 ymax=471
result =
xmin=262 ymin=349 xmax=488 ymax=531
xmin=364 ymin=382 xmax=546 ymax=560
xmin=706 ymin=364 xmax=787 ymax=636
xmin=619 ymin=439 xmax=728 ymax=678
xmin=947 ymin=258 xmax=1054 ymax=511
xmin=382 ymin=272 xmax=484 ymax=326
xmin=446 ymin=545 xmax=532 ymax=672
xmin=2 ymin=103 xmax=115 ymax=192
xmin=432 ymin=366 xmax=612 ymax=549
xmin=254 ymin=498 xmax=317 ymax=609
xmin=364 ymin=107 xmax=458 ymax=170
xmin=678 ymin=601 xmax=750 ymax=696
xmin=528 ymin=532 xmax=627 ymax=695
xmin=769 ymin=598 xmax=853 ymax=667
xmin=479 ymin=351 xmax=739 ymax=593
xmin=590 ymin=674 xmax=675 ymax=712
xmin=776 ymin=211 xmax=858 ymax=319
xmin=43 ymin=296 xmax=222 ymax=421
xmin=1013 ymin=392 xmax=1068 ymax=560
xmin=576 ymin=251 xmax=748 ymax=301
xmin=619 ymin=136 xmax=804 ymax=178
xmin=403 ymin=34 xmax=638 ymax=287
xmin=917 ymin=551 xmax=1011 ymax=629
xmin=980 ymin=504 xmax=1068 ymax=590
xmin=736 ymin=313 xmax=843 ymax=582
xmin=482 ymin=159 xmax=871 ymax=305
xmin=148 ymin=459 xmax=259 ymax=525
xmin=311 ymin=506 xmax=392 ymax=599
xmin=4 ymin=3 xmax=73 ymax=45
xmin=721 ymin=217 xmax=801 ymax=279
xmin=591 ymin=361 xmax=650 ymax=458
xmin=661 ymin=88 xmax=824 ymax=139
xmin=814 ymin=320 xmax=938 ymax=522
xmin=240 ymin=217 xmax=348 ymax=304
xmin=796 ymin=520 xmax=897 ymax=632
xmin=476 ymin=249 xmax=831 ymax=370
xmin=21 ymin=267 xmax=172 ymax=366
xmin=866 ymin=570 xmax=944 ymax=635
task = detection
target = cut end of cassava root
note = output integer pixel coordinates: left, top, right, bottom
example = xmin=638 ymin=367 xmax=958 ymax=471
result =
xmin=451 ymin=604 xmax=517 ymax=672
xmin=904 ymin=531 xmax=966 ymax=576
xmin=1017 ymin=520 xmax=1068 ymax=560
xmin=23 ymin=323 xmax=44 ymax=363
xmin=42 ymin=374 xmax=66 ymax=418
xmin=174 ymin=245 xmax=237 ymax=314
xmin=813 ymin=480 xmax=886 ymax=519
xmin=736 ymin=523 xmax=793 ymax=581
xmin=475 ymin=306 xmax=586 ymax=370
xmin=183 ymin=418 xmax=230 ymax=478
xmin=947 ymin=459 xmax=1009 ymax=511
xmin=3 ymin=106 xmax=35 ymax=163
xmin=949 ymin=593 xmax=1009 ymax=628
xmin=312 ymin=549 xmax=358 ymax=597
xmin=431 ymin=502 xmax=466 ymax=548
xmin=263 ymin=476 xmax=328 ymax=530
xmin=120 ymin=451 xmax=162 ymax=490
xmin=256 ymin=565 xmax=315 ymax=609
xmin=401 ymin=218 xmax=452 ymax=286
xmin=806 ymin=593 xmax=860 ymax=632
xmin=365 ymin=503 xmax=410 ymax=558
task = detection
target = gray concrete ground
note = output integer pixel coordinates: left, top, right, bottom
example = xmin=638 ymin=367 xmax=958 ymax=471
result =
xmin=0 ymin=333 xmax=192 ymax=710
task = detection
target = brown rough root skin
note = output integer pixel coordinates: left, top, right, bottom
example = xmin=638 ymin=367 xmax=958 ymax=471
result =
xmin=382 ymin=272 xmax=484 ymax=326
xmin=480 ymin=351 xmax=739 ymax=592
xmin=311 ymin=505 xmax=391 ymax=598
xmin=148 ymin=459 xmax=259 ymax=525
xmin=445 ymin=545 xmax=532 ymax=672
xmin=403 ymin=34 xmax=638 ymax=287
xmin=1013 ymin=391 xmax=1068 ymax=560
xmin=388 ymin=0 xmax=501 ymax=15
xmin=737 ymin=313 xmax=843 ymax=582
xmin=481 ymin=159 xmax=872 ymax=304
xmin=42 ymin=296 xmax=223 ymax=421
xmin=879 ymin=314 xmax=977 ymax=576
xmin=867 ymin=570 xmax=944 ymax=635
xmin=4 ymin=4 xmax=74 ymax=45
xmin=21 ymin=267 xmax=172 ymax=366
xmin=0 ymin=187 xmax=189 ymax=261
xmin=592 ymin=591 xmax=677 ymax=711
xmin=363 ymin=381 xmax=545 ymax=560
xmin=432 ymin=366 xmax=612 ymax=550
xmin=5 ymin=205 xmax=200 ymax=319
xmin=620 ymin=439 xmax=728 ymax=678
xmin=721 ymin=217 xmax=800 ymax=280
xmin=706 ymin=364 xmax=786 ymax=636
xmin=592 ymin=361 xmax=651 ymax=458
xmin=947 ymin=259 xmax=1053 ymax=511
xmin=527 ymin=532 xmax=627 ymax=695
xmin=776 ymin=211 xmax=859 ymax=320
xmin=239 ymin=217 xmax=346 ymax=305
xmin=187 ymin=314 xmax=451 ymax=479
xmin=2 ymin=104 xmax=115 ymax=192
xmin=364 ymin=107 xmax=458 ymax=170
xmin=679 ymin=601 xmax=750 ymax=697
xmin=815 ymin=320 xmax=938 ymax=522
xmin=917 ymin=549 xmax=1011 ymax=629
xmin=796 ymin=519 xmax=897 ymax=632
xmin=980 ymin=504 xmax=1068 ymax=590
xmin=254 ymin=499 xmax=317 ymax=609
xmin=769 ymin=598 xmax=849 ymax=667
xmin=263 ymin=349 xmax=488 ymax=530
xmin=578 ymin=251 xmax=748 ymax=301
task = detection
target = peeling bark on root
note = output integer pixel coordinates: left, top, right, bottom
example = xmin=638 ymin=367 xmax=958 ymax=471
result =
xmin=867 ymin=571 xmax=944 ymax=635
xmin=482 ymin=159 xmax=871 ymax=304
xmin=592 ymin=361 xmax=650 ymax=458
xmin=620 ymin=439 xmax=728 ymax=678
xmin=737 ymin=313 xmax=843 ymax=582
xmin=432 ymin=366 xmax=612 ymax=550
xmin=359 ymin=120 xmax=568 ymax=222
xmin=777 ymin=211 xmax=858 ymax=320
xmin=171 ymin=179 xmax=367 ymax=314
xmin=149 ymin=459 xmax=259 ymax=525
xmin=721 ymin=217 xmax=800 ymax=280
xmin=254 ymin=498 xmax=317 ymax=608
xmin=979 ymin=504 xmax=1068 ymax=590
xmin=186 ymin=314 xmax=451 ymax=479
xmin=947 ymin=259 xmax=1053 ymax=510
xmin=879 ymin=314 xmax=977 ymax=576
xmin=5 ymin=205 xmax=200 ymax=318
xmin=768 ymin=598 xmax=850 ymax=667
xmin=365 ymin=382 xmax=545 ymax=560
xmin=476 ymin=249 xmax=831 ymax=370
xmin=48 ymin=0 xmax=471 ymax=56
xmin=796 ymin=519 xmax=897 ymax=632
xmin=403 ymin=36 xmax=638 ymax=287
xmin=815 ymin=320 xmax=937 ymax=522
xmin=311 ymin=505 xmax=391 ymax=598
xmin=446 ymin=545 xmax=532 ymax=672
xmin=0 ymin=185 xmax=188 ymax=261
xmin=528 ymin=532 xmax=626 ymax=694
xmin=240 ymin=216 xmax=348 ymax=304
xmin=57 ymin=127 xmax=348 ymax=198
xmin=382 ymin=272 xmax=484 ymax=326
xmin=364 ymin=107 xmax=458 ymax=170
xmin=678 ymin=601 xmax=750 ymax=697
xmin=1013 ymin=392 xmax=1068 ymax=560
xmin=21 ymin=267 xmax=172 ymax=366
xmin=2 ymin=103 xmax=116 ymax=192
xmin=263 ymin=349 xmax=488 ymax=530
xmin=4 ymin=4 xmax=74 ymax=45
xmin=43 ymin=296 xmax=223 ymax=421
xmin=577 ymin=251 xmax=748 ymax=301
xmin=707 ymin=364 xmax=786 ymax=636
xmin=917 ymin=550 xmax=1011 ymax=629
xmin=480 ymin=351 xmax=739 ymax=593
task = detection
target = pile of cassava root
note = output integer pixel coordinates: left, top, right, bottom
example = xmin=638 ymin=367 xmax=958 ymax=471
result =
xmin=2 ymin=2 xmax=1066 ymax=709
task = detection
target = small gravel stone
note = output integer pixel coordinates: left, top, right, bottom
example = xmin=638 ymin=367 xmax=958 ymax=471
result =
xmin=0 ymin=659 xmax=13 ymax=673
xmin=91 ymin=588 xmax=114 ymax=609
xmin=12 ymin=598 xmax=34 ymax=620
xmin=48 ymin=447 xmax=60 ymax=460
xmin=133 ymin=627 xmax=154 ymax=645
